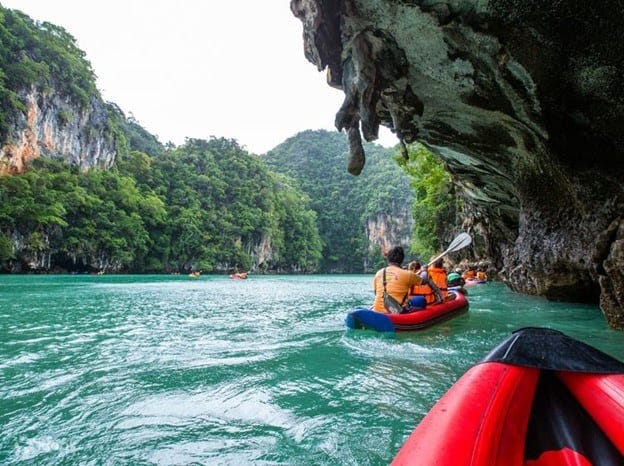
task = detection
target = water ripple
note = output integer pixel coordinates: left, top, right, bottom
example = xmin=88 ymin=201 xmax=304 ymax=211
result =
xmin=1 ymin=275 xmax=621 ymax=465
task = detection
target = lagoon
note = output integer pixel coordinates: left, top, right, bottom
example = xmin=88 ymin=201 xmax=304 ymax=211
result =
xmin=1 ymin=274 xmax=622 ymax=465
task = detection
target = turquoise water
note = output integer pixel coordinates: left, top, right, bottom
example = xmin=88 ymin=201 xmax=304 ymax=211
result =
xmin=1 ymin=274 xmax=622 ymax=465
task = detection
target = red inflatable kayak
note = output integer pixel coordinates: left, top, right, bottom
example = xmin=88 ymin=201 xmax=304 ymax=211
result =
xmin=392 ymin=328 xmax=624 ymax=465
xmin=345 ymin=292 xmax=468 ymax=332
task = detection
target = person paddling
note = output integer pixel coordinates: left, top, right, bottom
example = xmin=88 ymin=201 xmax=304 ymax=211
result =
xmin=371 ymin=246 xmax=422 ymax=313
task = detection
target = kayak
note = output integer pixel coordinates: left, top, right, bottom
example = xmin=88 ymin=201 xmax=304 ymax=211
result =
xmin=392 ymin=327 xmax=624 ymax=465
xmin=345 ymin=292 xmax=469 ymax=332
xmin=465 ymin=278 xmax=486 ymax=286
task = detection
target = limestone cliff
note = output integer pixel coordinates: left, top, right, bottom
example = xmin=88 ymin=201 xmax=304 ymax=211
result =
xmin=366 ymin=209 xmax=413 ymax=259
xmin=291 ymin=0 xmax=624 ymax=328
xmin=0 ymin=85 xmax=118 ymax=174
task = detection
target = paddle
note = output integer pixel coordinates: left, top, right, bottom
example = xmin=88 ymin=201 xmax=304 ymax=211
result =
xmin=426 ymin=232 xmax=472 ymax=266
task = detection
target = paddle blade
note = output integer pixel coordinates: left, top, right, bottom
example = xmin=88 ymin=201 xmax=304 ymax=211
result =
xmin=446 ymin=232 xmax=472 ymax=253
xmin=427 ymin=233 xmax=472 ymax=265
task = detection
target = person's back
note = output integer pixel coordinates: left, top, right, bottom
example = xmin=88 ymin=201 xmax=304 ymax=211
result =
xmin=428 ymin=258 xmax=449 ymax=300
xmin=408 ymin=269 xmax=447 ymax=309
xmin=371 ymin=247 xmax=421 ymax=313
xmin=409 ymin=269 xmax=434 ymax=304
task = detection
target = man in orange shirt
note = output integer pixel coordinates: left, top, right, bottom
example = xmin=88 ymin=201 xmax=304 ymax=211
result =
xmin=371 ymin=246 xmax=422 ymax=313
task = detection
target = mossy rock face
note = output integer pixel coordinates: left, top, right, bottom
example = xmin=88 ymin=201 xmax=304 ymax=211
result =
xmin=292 ymin=0 xmax=624 ymax=328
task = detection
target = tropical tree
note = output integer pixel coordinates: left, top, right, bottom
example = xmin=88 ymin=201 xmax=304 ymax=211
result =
xmin=397 ymin=143 xmax=459 ymax=260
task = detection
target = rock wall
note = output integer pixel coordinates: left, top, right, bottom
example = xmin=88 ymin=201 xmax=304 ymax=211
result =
xmin=291 ymin=0 xmax=624 ymax=328
xmin=0 ymin=85 xmax=117 ymax=174
xmin=366 ymin=209 xmax=413 ymax=256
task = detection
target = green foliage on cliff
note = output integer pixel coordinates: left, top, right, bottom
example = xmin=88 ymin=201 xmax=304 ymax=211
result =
xmin=263 ymin=130 xmax=413 ymax=272
xmin=0 ymin=6 xmax=99 ymax=138
xmin=397 ymin=143 xmax=460 ymax=260
xmin=140 ymin=137 xmax=322 ymax=273
xmin=0 ymin=157 xmax=160 ymax=271
xmin=112 ymin=108 xmax=167 ymax=157
xmin=0 ymin=137 xmax=322 ymax=273
xmin=0 ymin=125 xmax=457 ymax=274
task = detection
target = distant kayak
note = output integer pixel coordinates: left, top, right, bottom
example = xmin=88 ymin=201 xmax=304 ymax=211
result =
xmin=464 ymin=278 xmax=487 ymax=286
xmin=229 ymin=272 xmax=248 ymax=280
xmin=392 ymin=327 xmax=624 ymax=465
xmin=345 ymin=292 xmax=469 ymax=332
xmin=188 ymin=271 xmax=201 ymax=278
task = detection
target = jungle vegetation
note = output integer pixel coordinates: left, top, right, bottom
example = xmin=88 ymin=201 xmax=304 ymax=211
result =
xmin=0 ymin=137 xmax=323 ymax=273
xmin=264 ymin=130 xmax=414 ymax=272
xmin=397 ymin=143 xmax=460 ymax=261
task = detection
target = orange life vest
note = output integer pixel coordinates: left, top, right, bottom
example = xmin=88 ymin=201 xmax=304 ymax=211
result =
xmin=428 ymin=266 xmax=449 ymax=300
xmin=410 ymin=280 xmax=437 ymax=304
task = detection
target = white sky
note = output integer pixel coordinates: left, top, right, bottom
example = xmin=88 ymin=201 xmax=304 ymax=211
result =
xmin=2 ymin=0 xmax=398 ymax=154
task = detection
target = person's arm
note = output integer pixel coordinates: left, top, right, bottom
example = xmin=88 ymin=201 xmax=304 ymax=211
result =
xmin=422 ymin=274 xmax=443 ymax=303
xmin=406 ymin=271 xmax=421 ymax=298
